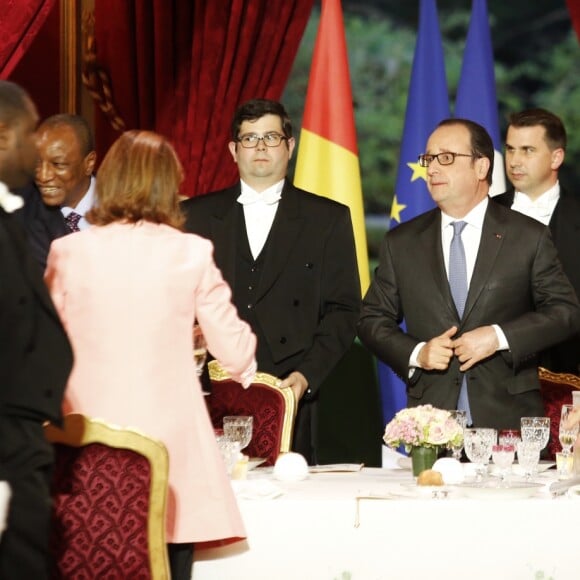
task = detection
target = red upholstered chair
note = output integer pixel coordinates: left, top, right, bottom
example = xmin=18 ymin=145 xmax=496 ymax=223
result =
xmin=44 ymin=413 xmax=170 ymax=580
xmin=207 ymin=360 xmax=297 ymax=466
xmin=538 ymin=367 xmax=580 ymax=460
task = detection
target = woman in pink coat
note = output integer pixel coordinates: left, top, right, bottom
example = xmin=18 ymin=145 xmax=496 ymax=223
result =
xmin=45 ymin=130 xmax=257 ymax=580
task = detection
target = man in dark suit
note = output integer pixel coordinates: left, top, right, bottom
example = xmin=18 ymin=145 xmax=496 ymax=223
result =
xmin=358 ymin=118 xmax=580 ymax=431
xmin=182 ymin=99 xmax=361 ymax=464
xmin=0 ymin=82 xmax=73 ymax=578
xmin=15 ymin=114 xmax=96 ymax=271
xmin=494 ymin=108 xmax=580 ymax=374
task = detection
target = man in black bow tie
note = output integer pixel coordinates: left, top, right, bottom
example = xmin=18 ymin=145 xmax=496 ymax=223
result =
xmin=182 ymin=98 xmax=361 ymax=464
xmin=494 ymin=108 xmax=580 ymax=374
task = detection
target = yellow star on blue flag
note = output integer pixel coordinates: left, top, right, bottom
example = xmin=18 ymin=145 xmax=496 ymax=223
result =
xmin=407 ymin=160 xmax=427 ymax=182
xmin=389 ymin=195 xmax=407 ymax=224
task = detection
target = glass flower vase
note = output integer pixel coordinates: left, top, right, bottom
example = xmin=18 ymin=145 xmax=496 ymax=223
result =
xmin=410 ymin=446 xmax=438 ymax=477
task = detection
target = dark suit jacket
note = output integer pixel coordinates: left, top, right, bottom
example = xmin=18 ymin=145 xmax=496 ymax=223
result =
xmin=493 ymin=188 xmax=580 ymax=374
xmin=183 ymin=182 xmax=361 ymax=390
xmin=358 ymin=200 xmax=580 ymax=431
xmin=182 ymin=182 xmax=361 ymax=461
xmin=14 ymin=182 xmax=68 ymax=272
xmin=0 ymin=208 xmax=72 ymax=425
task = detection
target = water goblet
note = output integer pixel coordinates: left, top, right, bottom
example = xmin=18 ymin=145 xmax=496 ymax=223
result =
xmin=516 ymin=440 xmax=540 ymax=481
xmin=520 ymin=417 xmax=550 ymax=453
xmin=559 ymin=404 xmax=580 ymax=455
xmin=193 ymin=324 xmax=207 ymax=377
xmin=216 ymin=436 xmax=241 ymax=476
xmin=463 ymin=428 xmax=496 ymax=482
xmin=448 ymin=410 xmax=467 ymax=460
xmin=491 ymin=444 xmax=515 ymax=485
xmin=223 ymin=415 xmax=253 ymax=452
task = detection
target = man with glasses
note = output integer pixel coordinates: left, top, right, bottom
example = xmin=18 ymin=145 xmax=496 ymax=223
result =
xmin=182 ymin=98 xmax=361 ymax=464
xmin=358 ymin=118 xmax=580 ymax=431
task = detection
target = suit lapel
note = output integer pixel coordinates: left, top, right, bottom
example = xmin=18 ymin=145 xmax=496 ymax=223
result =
xmin=419 ymin=210 xmax=458 ymax=318
xmin=463 ymin=202 xmax=507 ymax=320
xmin=0 ymin=211 xmax=63 ymax=321
xmin=256 ymin=184 xmax=303 ymax=301
xmin=208 ymin=187 xmax=241 ymax=285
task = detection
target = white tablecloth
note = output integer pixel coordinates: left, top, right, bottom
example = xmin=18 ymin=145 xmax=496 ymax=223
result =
xmin=194 ymin=466 xmax=580 ymax=580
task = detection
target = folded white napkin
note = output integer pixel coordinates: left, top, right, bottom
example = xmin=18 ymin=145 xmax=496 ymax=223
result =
xmin=231 ymin=479 xmax=284 ymax=500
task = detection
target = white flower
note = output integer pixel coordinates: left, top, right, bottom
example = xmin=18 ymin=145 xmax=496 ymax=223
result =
xmin=0 ymin=182 xmax=24 ymax=213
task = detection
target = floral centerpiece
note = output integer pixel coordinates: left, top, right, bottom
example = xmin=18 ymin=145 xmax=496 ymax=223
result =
xmin=384 ymin=405 xmax=464 ymax=476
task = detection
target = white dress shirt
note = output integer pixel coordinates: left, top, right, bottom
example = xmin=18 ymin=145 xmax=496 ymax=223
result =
xmin=61 ymin=175 xmax=96 ymax=231
xmin=237 ymin=179 xmax=284 ymax=259
xmin=511 ymin=182 xmax=560 ymax=226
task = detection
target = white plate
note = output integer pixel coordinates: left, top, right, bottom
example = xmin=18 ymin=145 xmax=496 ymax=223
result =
xmin=397 ymin=483 xmax=453 ymax=499
xmin=488 ymin=461 xmax=555 ymax=477
xmin=453 ymin=480 xmax=543 ymax=499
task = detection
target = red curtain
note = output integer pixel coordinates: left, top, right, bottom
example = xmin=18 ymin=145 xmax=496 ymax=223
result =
xmin=94 ymin=0 xmax=315 ymax=197
xmin=0 ymin=0 xmax=56 ymax=79
xmin=567 ymin=0 xmax=580 ymax=42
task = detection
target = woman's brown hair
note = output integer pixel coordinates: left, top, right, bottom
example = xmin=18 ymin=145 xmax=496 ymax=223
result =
xmin=88 ymin=130 xmax=185 ymax=229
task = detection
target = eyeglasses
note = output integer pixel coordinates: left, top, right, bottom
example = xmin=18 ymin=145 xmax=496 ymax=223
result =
xmin=236 ymin=132 xmax=287 ymax=149
xmin=418 ymin=152 xmax=477 ymax=167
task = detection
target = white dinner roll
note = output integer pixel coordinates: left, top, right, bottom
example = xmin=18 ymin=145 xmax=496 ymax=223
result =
xmin=432 ymin=457 xmax=464 ymax=484
xmin=273 ymin=452 xmax=309 ymax=481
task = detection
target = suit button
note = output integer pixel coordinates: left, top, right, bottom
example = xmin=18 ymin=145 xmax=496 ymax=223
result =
xmin=293 ymin=299 xmax=300 ymax=306
xmin=247 ymin=304 xmax=253 ymax=310
xmin=280 ymin=337 xmax=287 ymax=344
xmin=248 ymin=285 xmax=254 ymax=291
xmin=305 ymin=262 xmax=313 ymax=269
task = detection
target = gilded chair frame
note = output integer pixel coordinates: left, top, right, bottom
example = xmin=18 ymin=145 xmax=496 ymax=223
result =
xmin=538 ymin=367 xmax=580 ymax=390
xmin=208 ymin=360 xmax=297 ymax=453
xmin=44 ymin=413 xmax=170 ymax=579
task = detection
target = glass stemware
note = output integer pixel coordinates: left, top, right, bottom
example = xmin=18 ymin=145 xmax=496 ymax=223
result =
xmin=193 ymin=324 xmax=207 ymax=377
xmin=498 ymin=429 xmax=521 ymax=450
xmin=516 ymin=440 xmax=541 ymax=481
xmin=463 ymin=428 xmax=496 ymax=482
xmin=492 ymin=444 xmax=515 ymax=485
xmin=559 ymin=404 xmax=580 ymax=455
xmin=448 ymin=410 xmax=467 ymax=460
xmin=223 ymin=415 xmax=253 ymax=452
xmin=520 ymin=417 xmax=550 ymax=453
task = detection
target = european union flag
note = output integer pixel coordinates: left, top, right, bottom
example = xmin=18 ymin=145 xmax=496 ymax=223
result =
xmin=455 ymin=0 xmax=506 ymax=195
xmin=378 ymin=0 xmax=451 ymax=425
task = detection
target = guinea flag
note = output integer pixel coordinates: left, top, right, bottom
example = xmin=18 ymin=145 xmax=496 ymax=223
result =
xmin=294 ymin=0 xmax=382 ymax=468
xmin=294 ymin=0 xmax=369 ymax=293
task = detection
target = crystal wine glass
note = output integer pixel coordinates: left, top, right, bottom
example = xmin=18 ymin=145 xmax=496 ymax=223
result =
xmin=193 ymin=324 xmax=207 ymax=377
xmin=223 ymin=415 xmax=253 ymax=452
xmin=520 ymin=417 xmax=550 ymax=453
xmin=516 ymin=440 xmax=540 ymax=481
xmin=448 ymin=410 xmax=467 ymax=460
xmin=463 ymin=428 xmax=496 ymax=482
xmin=498 ymin=429 xmax=521 ymax=450
xmin=491 ymin=444 xmax=515 ymax=485
xmin=559 ymin=404 xmax=580 ymax=455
